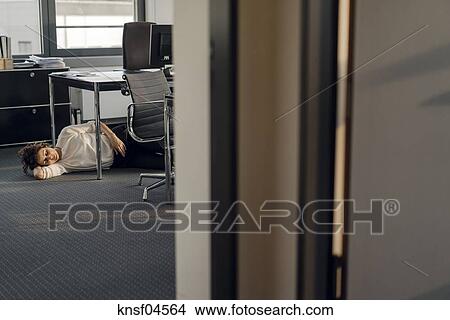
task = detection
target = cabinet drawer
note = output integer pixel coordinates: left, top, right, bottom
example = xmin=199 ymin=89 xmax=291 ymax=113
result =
xmin=0 ymin=104 xmax=70 ymax=145
xmin=0 ymin=69 xmax=69 ymax=108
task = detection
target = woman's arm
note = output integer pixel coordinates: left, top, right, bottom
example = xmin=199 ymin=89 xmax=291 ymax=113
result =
xmin=33 ymin=164 xmax=66 ymax=180
xmin=65 ymin=121 xmax=126 ymax=157
xmin=100 ymin=122 xmax=126 ymax=157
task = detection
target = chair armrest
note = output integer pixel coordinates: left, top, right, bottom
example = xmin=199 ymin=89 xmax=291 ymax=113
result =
xmin=126 ymin=101 xmax=167 ymax=144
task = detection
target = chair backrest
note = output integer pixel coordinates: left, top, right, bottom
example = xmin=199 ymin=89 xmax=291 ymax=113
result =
xmin=124 ymin=70 xmax=170 ymax=104
xmin=123 ymin=70 xmax=171 ymax=140
xmin=122 ymin=22 xmax=155 ymax=70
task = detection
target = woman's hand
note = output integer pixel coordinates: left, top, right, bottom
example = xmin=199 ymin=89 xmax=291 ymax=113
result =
xmin=33 ymin=166 xmax=45 ymax=180
xmin=100 ymin=122 xmax=127 ymax=157
xmin=110 ymin=135 xmax=126 ymax=157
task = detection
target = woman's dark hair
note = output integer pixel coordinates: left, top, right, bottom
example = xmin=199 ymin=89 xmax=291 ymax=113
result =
xmin=17 ymin=142 xmax=50 ymax=175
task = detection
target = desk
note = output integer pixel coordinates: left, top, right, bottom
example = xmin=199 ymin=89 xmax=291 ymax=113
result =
xmin=49 ymin=71 xmax=127 ymax=179
xmin=49 ymin=70 xmax=174 ymax=180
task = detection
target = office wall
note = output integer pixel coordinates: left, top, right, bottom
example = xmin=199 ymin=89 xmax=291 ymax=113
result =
xmin=347 ymin=0 xmax=450 ymax=298
xmin=80 ymin=91 xmax=131 ymax=120
xmin=173 ymin=0 xmax=211 ymax=299
xmin=238 ymin=0 xmax=300 ymax=299
xmin=146 ymin=0 xmax=174 ymax=24
xmin=69 ymin=67 xmax=131 ymax=121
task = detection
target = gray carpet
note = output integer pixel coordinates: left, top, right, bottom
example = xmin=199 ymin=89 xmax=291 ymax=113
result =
xmin=0 ymin=147 xmax=175 ymax=299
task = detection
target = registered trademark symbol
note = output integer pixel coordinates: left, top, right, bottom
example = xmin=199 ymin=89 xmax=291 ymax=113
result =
xmin=384 ymin=199 xmax=400 ymax=215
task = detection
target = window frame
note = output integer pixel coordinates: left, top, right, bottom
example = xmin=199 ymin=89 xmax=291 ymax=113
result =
xmin=39 ymin=0 xmax=145 ymax=57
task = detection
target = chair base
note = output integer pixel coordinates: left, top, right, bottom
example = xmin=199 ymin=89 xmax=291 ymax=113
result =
xmin=143 ymin=179 xmax=166 ymax=200
xmin=139 ymin=172 xmax=165 ymax=185
xmin=140 ymin=172 xmax=175 ymax=201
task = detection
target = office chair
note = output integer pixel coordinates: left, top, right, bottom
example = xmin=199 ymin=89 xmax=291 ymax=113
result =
xmin=120 ymin=22 xmax=155 ymax=96
xmin=122 ymin=22 xmax=155 ymax=70
xmin=123 ymin=70 xmax=174 ymax=201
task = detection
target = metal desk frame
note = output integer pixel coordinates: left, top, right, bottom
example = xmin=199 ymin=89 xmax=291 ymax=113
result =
xmin=48 ymin=71 xmax=126 ymax=180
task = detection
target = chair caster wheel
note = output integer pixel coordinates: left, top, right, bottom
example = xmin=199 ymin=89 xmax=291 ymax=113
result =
xmin=142 ymin=189 xmax=148 ymax=201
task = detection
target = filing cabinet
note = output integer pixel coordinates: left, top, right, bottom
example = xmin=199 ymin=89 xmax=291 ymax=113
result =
xmin=0 ymin=67 xmax=70 ymax=146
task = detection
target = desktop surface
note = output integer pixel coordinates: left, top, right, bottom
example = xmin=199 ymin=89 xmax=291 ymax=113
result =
xmin=50 ymin=70 xmax=174 ymax=92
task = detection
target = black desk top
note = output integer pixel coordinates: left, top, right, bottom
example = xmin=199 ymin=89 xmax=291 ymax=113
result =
xmin=50 ymin=71 xmax=174 ymax=92
xmin=0 ymin=67 xmax=69 ymax=73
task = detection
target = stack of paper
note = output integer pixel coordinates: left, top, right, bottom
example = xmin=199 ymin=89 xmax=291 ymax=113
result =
xmin=29 ymin=55 xmax=66 ymax=68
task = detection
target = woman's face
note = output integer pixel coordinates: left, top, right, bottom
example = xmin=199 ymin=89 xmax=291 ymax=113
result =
xmin=36 ymin=147 xmax=60 ymax=166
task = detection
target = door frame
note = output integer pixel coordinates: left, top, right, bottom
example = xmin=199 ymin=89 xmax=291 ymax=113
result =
xmin=210 ymin=0 xmax=239 ymax=300
xmin=297 ymin=0 xmax=339 ymax=299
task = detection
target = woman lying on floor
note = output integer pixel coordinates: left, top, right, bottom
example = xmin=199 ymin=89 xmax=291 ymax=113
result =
xmin=18 ymin=121 xmax=163 ymax=180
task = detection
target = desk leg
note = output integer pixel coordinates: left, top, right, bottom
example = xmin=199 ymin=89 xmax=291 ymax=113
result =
xmin=49 ymin=77 xmax=56 ymax=146
xmin=93 ymin=83 xmax=102 ymax=180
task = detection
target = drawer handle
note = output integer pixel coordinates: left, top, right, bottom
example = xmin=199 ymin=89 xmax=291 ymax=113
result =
xmin=29 ymin=72 xmax=35 ymax=78
xmin=31 ymin=108 xmax=37 ymax=114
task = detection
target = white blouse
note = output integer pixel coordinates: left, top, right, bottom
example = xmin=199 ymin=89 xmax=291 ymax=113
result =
xmin=34 ymin=121 xmax=114 ymax=179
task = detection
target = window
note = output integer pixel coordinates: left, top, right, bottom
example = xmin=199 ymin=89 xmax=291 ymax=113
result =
xmin=47 ymin=0 xmax=145 ymax=56
xmin=0 ymin=0 xmax=42 ymax=55
xmin=2 ymin=0 xmax=144 ymax=57
xmin=55 ymin=0 xmax=134 ymax=50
